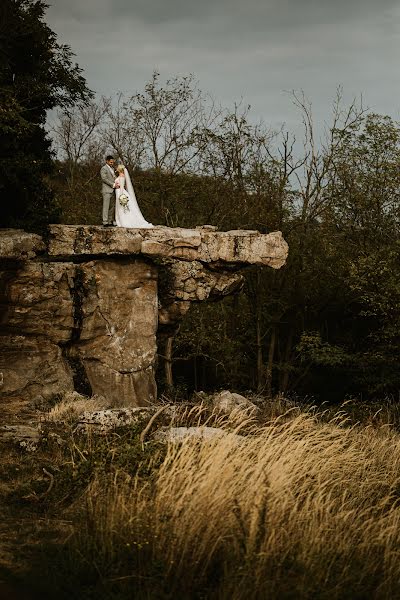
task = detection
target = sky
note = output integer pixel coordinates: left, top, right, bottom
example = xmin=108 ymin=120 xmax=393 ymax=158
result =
xmin=46 ymin=0 xmax=400 ymax=136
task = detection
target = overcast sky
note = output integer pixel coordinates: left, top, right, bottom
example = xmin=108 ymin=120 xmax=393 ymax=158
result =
xmin=46 ymin=0 xmax=400 ymax=135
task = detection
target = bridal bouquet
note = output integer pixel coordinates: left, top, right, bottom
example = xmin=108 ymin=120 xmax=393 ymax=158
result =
xmin=119 ymin=193 xmax=130 ymax=212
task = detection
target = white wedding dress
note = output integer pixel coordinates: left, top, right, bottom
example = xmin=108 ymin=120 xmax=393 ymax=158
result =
xmin=115 ymin=168 xmax=153 ymax=228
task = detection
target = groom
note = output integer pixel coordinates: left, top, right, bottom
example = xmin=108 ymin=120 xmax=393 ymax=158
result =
xmin=100 ymin=155 xmax=120 ymax=227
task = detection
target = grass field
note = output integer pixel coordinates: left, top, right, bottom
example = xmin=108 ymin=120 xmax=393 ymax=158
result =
xmin=1 ymin=397 xmax=400 ymax=599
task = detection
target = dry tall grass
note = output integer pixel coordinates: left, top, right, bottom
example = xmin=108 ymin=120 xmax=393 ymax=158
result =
xmin=72 ymin=408 xmax=400 ymax=599
xmin=44 ymin=392 xmax=109 ymax=423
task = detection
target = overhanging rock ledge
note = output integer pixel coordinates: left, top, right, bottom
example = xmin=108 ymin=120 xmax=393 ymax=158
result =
xmin=0 ymin=225 xmax=288 ymax=408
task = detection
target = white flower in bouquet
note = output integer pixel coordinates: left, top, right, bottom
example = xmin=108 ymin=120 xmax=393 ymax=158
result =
xmin=119 ymin=193 xmax=130 ymax=212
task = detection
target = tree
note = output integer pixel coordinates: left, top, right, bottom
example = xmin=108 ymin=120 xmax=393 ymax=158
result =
xmin=127 ymin=72 xmax=213 ymax=174
xmin=100 ymin=73 xmax=219 ymax=225
xmin=51 ymin=98 xmax=109 ymax=188
xmin=0 ymin=0 xmax=91 ymax=231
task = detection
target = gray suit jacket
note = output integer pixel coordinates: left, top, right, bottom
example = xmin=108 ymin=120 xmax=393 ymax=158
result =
xmin=100 ymin=164 xmax=116 ymax=194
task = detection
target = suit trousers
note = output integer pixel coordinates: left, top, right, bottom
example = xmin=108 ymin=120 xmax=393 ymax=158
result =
xmin=102 ymin=190 xmax=115 ymax=225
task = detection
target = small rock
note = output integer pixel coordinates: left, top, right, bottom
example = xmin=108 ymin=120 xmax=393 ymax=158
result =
xmin=153 ymin=426 xmax=241 ymax=443
xmin=0 ymin=425 xmax=40 ymax=452
xmin=212 ymin=390 xmax=258 ymax=415
xmin=195 ymin=225 xmax=218 ymax=231
xmin=75 ymin=407 xmax=155 ymax=434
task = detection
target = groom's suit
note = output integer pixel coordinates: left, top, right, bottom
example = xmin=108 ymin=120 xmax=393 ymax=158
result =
xmin=100 ymin=163 xmax=116 ymax=225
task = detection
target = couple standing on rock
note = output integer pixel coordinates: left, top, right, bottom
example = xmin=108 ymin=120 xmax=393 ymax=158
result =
xmin=100 ymin=155 xmax=153 ymax=229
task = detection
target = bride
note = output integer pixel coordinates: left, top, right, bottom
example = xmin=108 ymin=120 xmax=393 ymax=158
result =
xmin=114 ymin=164 xmax=153 ymax=228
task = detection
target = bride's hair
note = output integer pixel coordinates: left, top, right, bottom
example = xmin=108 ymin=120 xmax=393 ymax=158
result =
xmin=117 ymin=164 xmax=125 ymax=174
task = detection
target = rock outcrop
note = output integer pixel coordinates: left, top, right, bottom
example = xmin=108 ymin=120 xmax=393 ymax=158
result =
xmin=0 ymin=225 xmax=288 ymax=409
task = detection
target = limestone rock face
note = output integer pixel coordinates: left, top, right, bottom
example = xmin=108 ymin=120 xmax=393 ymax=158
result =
xmin=0 ymin=335 xmax=74 ymax=403
xmin=0 ymin=229 xmax=45 ymax=260
xmin=48 ymin=225 xmax=288 ymax=268
xmin=74 ymin=259 xmax=158 ymax=406
xmin=0 ymin=250 xmax=158 ymax=407
xmin=0 ymin=262 xmax=75 ymax=342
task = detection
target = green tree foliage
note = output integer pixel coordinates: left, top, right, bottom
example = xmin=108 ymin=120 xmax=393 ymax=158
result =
xmin=325 ymin=114 xmax=400 ymax=394
xmin=0 ymin=0 xmax=91 ymax=230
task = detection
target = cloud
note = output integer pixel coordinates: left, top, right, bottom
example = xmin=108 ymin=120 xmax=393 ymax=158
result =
xmin=48 ymin=0 xmax=399 ymax=28
xmin=46 ymin=0 xmax=400 ymax=133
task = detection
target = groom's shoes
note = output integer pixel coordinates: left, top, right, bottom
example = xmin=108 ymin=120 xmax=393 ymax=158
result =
xmin=103 ymin=223 xmax=115 ymax=227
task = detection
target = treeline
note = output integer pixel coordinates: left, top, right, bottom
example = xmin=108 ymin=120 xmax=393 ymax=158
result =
xmin=48 ymin=73 xmax=400 ymax=401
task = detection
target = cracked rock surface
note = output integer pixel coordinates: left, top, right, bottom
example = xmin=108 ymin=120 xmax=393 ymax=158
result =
xmin=0 ymin=229 xmax=45 ymax=260
xmin=74 ymin=259 xmax=158 ymax=406
xmin=48 ymin=225 xmax=288 ymax=268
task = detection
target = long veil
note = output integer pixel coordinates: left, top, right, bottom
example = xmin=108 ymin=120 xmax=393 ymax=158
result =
xmin=122 ymin=167 xmax=153 ymax=227
xmin=124 ymin=167 xmax=141 ymax=214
